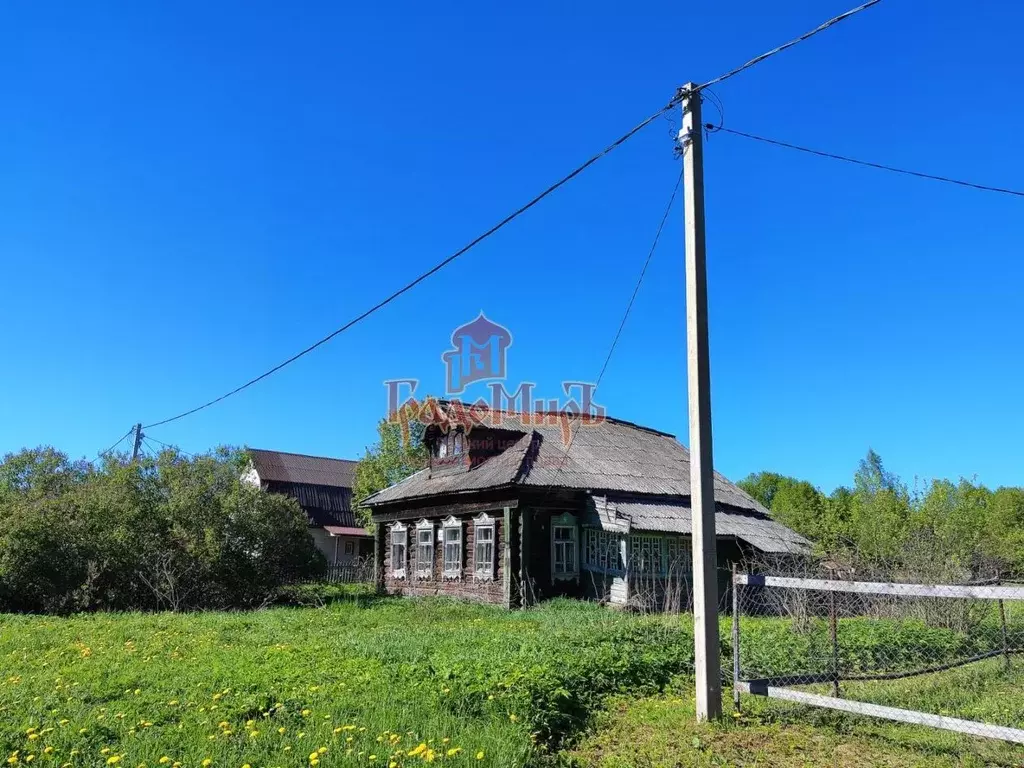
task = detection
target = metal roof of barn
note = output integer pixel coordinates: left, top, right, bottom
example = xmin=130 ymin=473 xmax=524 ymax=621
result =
xmin=248 ymin=448 xmax=357 ymax=489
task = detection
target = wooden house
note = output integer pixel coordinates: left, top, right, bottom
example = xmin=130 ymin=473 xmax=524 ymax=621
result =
xmin=362 ymin=404 xmax=809 ymax=610
xmin=244 ymin=449 xmax=372 ymax=564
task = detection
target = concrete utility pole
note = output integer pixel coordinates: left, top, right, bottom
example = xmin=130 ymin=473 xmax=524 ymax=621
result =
xmin=131 ymin=423 xmax=144 ymax=462
xmin=679 ymin=83 xmax=722 ymax=721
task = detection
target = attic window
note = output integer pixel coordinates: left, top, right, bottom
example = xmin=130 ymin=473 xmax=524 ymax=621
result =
xmin=433 ymin=429 xmax=465 ymax=462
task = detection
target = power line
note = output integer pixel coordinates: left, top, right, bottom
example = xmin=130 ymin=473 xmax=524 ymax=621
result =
xmin=710 ymin=126 xmax=1024 ymax=199
xmin=145 ymin=435 xmax=196 ymax=458
xmin=595 ymin=169 xmax=683 ymax=387
xmin=143 ymin=1 xmax=882 ymax=431
xmin=696 ymin=0 xmax=882 ymax=91
xmin=554 ymin=168 xmax=683 ymax=476
xmin=97 ymin=427 xmax=135 ymax=460
xmin=143 ymin=101 xmax=678 ymax=430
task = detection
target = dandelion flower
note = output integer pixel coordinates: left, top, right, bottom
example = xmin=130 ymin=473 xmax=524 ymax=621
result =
xmin=447 ymin=748 xmax=461 ymax=757
xmin=158 ymin=758 xmax=171 ymax=764
xmin=202 ymin=760 xmax=213 ymax=767
xmin=106 ymin=757 xmax=122 ymax=765
xmin=476 ymin=752 xmax=485 ymax=761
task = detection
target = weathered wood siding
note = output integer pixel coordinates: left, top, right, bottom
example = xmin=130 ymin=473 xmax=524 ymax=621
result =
xmin=383 ymin=513 xmax=507 ymax=605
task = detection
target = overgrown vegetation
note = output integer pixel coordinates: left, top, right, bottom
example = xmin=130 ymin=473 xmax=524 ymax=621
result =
xmin=740 ymin=450 xmax=1024 ymax=578
xmin=0 ymin=447 xmax=324 ymax=613
xmin=351 ymin=410 xmax=427 ymax=528
xmin=3 ymin=598 xmax=1020 ymax=767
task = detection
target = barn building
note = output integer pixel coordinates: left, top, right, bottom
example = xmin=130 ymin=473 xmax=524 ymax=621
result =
xmin=362 ymin=404 xmax=808 ymax=609
xmin=244 ymin=448 xmax=372 ymax=565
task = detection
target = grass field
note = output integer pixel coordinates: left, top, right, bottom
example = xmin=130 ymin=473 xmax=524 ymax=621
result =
xmin=1 ymin=594 xmax=1022 ymax=768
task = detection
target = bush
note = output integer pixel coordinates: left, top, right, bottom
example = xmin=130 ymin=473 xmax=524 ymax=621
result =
xmin=0 ymin=446 xmax=325 ymax=613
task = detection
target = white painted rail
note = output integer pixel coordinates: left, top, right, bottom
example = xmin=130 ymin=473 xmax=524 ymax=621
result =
xmin=734 ymin=574 xmax=1024 ymax=601
xmin=735 ymin=683 xmax=1024 ymax=745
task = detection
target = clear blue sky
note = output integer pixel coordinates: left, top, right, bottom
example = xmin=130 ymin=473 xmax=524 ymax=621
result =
xmin=2 ymin=1 xmax=1022 ymax=494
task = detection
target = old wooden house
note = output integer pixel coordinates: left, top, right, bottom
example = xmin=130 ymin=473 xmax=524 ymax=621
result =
xmin=363 ymin=405 xmax=808 ymax=609
xmin=244 ymin=448 xmax=372 ymax=565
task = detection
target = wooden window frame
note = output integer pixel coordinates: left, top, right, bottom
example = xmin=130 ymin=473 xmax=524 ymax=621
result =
xmin=390 ymin=522 xmax=408 ymax=580
xmin=473 ymin=512 xmax=496 ymax=581
xmin=442 ymin=516 xmax=463 ymax=580
xmin=415 ymin=519 xmax=434 ymax=580
xmin=583 ymin=528 xmax=625 ymax=575
xmin=551 ymin=512 xmax=579 ymax=582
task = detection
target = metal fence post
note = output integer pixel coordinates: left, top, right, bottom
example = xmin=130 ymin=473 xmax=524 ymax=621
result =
xmin=731 ymin=564 xmax=741 ymax=712
xmin=997 ymin=573 xmax=1011 ymax=671
xmin=829 ymin=587 xmax=841 ymax=698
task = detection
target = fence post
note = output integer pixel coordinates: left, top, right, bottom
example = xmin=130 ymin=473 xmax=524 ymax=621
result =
xmin=997 ymin=572 xmax=1011 ymax=671
xmin=827 ymin=570 xmax=841 ymax=698
xmin=731 ymin=564 xmax=741 ymax=712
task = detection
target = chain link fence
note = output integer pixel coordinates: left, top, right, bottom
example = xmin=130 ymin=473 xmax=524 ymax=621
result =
xmin=731 ymin=558 xmax=1024 ymax=744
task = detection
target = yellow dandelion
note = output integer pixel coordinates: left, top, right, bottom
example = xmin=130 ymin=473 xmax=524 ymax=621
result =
xmin=476 ymin=752 xmax=485 ymax=761
xmin=301 ymin=709 xmax=311 ymax=717
xmin=446 ymin=748 xmax=462 ymax=757
xmin=158 ymin=759 xmax=171 ymax=765
xmin=106 ymin=757 xmax=122 ymax=765
xmin=278 ymin=727 xmax=287 ymax=735
xmin=202 ymin=761 xmax=213 ymax=767
xmin=42 ymin=749 xmax=53 ymax=756
xmin=408 ymin=744 xmax=427 ymax=757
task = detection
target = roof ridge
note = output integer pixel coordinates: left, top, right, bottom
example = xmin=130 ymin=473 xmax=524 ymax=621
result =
xmin=247 ymin=447 xmax=358 ymax=464
xmin=435 ymin=399 xmax=677 ymax=439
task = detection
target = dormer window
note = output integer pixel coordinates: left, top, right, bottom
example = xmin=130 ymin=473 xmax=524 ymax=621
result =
xmin=432 ymin=428 xmax=466 ymax=465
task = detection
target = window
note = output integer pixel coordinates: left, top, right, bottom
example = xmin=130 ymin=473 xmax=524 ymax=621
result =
xmin=630 ymin=535 xmax=664 ymax=575
xmin=665 ymin=537 xmax=691 ymax=576
xmin=453 ymin=432 xmax=464 ymax=456
xmin=415 ymin=520 xmax=434 ymax=579
xmin=442 ymin=516 xmax=463 ymax=579
xmin=551 ymin=512 xmax=578 ymax=581
xmin=390 ymin=523 xmax=407 ymax=579
xmin=344 ymin=540 xmax=355 ymax=556
xmin=474 ymin=513 xmax=496 ymax=580
xmin=583 ymin=529 xmax=624 ymax=574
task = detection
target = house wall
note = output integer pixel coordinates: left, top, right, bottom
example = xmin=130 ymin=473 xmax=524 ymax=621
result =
xmin=384 ymin=512 xmax=508 ymax=605
xmin=309 ymin=527 xmax=336 ymax=563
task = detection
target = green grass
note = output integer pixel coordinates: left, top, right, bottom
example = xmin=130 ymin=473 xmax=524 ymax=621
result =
xmin=0 ymin=598 xmax=693 ymax=768
xmin=569 ymin=662 xmax=1024 ymax=767
xmin=1 ymin=597 xmax=1022 ymax=768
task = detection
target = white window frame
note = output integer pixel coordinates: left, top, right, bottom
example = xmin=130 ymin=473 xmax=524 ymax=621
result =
xmin=665 ymin=536 xmax=691 ymax=577
xmin=473 ymin=512 xmax=496 ymax=581
xmin=415 ymin=519 xmax=434 ymax=579
xmin=629 ymin=534 xmax=665 ymax=575
xmin=583 ymin=528 xmax=625 ymax=575
xmin=442 ymin=516 xmax=463 ymax=579
xmin=551 ymin=512 xmax=579 ymax=582
xmin=390 ymin=522 xmax=408 ymax=579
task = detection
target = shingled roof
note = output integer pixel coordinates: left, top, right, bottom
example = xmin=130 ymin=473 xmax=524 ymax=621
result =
xmin=248 ymin=448 xmax=357 ymax=488
xmin=362 ymin=407 xmax=767 ymax=513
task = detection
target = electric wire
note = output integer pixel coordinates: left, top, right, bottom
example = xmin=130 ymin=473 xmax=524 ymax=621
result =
xmin=552 ymin=167 xmax=683 ymax=479
xmin=711 ymin=126 xmax=1024 ymax=198
xmin=97 ymin=427 xmax=135 ymax=460
xmin=696 ymin=0 xmax=882 ymax=91
xmin=142 ymin=102 xmax=679 ymax=430
xmin=142 ymin=0 xmax=882 ymax=431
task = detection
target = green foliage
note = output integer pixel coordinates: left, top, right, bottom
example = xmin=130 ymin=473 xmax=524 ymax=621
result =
xmin=352 ymin=409 xmax=427 ymax=528
xmin=0 ymin=446 xmax=324 ymax=613
xmin=743 ymin=450 xmax=1023 ymax=577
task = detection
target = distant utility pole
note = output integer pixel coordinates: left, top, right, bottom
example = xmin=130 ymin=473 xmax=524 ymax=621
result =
xmin=679 ymin=83 xmax=722 ymax=721
xmin=131 ymin=423 xmax=144 ymax=462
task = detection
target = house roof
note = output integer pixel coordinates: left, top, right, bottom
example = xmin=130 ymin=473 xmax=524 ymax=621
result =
xmin=611 ymin=499 xmax=810 ymax=554
xmin=248 ymin=448 xmax=357 ymax=489
xmin=363 ymin=406 xmax=767 ymax=513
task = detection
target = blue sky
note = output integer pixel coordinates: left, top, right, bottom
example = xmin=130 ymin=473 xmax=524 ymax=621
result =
xmin=2 ymin=1 xmax=1022 ymax=494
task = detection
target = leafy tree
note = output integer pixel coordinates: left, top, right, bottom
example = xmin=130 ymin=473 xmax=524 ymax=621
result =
xmin=737 ymin=472 xmax=790 ymax=510
xmin=352 ymin=413 xmax=427 ymax=528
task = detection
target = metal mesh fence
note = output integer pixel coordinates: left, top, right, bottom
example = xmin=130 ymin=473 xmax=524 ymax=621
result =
xmin=731 ymin=561 xmax=1024 ymax=744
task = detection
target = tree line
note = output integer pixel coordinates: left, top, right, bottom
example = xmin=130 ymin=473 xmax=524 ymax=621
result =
xmin=0 ymin=446 xmax=324 ymax=613
xmin=739 ymin=450 xmax=1024 ymax=579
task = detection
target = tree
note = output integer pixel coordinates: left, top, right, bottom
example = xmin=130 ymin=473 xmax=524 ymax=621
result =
xmin=737 ymin=472 xmax=790 ymax=510
xmin=352 ymin=414 xmax=427 ymax=528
